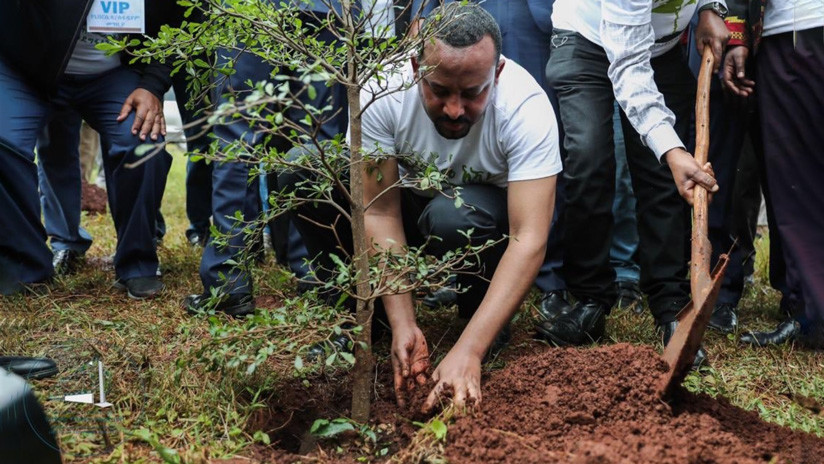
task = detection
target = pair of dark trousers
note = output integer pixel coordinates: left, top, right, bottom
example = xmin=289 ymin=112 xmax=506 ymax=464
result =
xmin=547 ymin=30 xmax=691 ymax=322
xmin=758 ymin=28 xmax=824 ymax=342
xmin=202 ymin=13 xmax=348 ymax=295
xmin=36 ymin=109 xmax=94 ymax=255
xmin=0 ymin=58 xmax=171 ymax=293
xmin=174 ymin=67 xmax=215 ymax=241
xmin=37 ymin=111 xmax=167 ymax=256
xmin=278 ymin=149 xmax=509 ymax=316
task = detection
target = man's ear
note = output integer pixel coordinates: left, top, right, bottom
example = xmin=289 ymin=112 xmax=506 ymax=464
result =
xmin=494 ymin=56 xmax=506 ymax=84
xmin=411 ymin=54 xmax=420 ymax=76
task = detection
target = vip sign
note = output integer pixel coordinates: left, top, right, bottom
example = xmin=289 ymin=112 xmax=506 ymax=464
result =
xmin=87 ymin=0 xmax=145 ymax=34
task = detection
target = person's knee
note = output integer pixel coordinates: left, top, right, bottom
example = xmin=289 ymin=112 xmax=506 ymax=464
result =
xmin=420 ymin=188 xmax=507 ymax=247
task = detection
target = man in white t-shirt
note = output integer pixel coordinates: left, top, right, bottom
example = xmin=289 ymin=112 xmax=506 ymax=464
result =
xmin=535 ymin=1 xmax=728 ymax=365
xmin=281 ymin=3 xmax=561 ymax=411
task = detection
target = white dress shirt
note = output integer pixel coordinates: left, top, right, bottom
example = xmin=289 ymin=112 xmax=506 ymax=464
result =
xmin=552 ymin=0 xmax=726 ymax=160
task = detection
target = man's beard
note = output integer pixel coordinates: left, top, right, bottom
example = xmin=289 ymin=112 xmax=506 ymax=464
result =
xmin=433 ymin=116 xmax=472 ymax=139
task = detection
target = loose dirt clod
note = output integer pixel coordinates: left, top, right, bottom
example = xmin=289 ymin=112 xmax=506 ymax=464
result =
xmin=81 ymin=180 xmax=107 ymax=215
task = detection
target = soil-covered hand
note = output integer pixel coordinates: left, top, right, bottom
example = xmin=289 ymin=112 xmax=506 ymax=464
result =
xmin=422 ymin=348 xmax=481 ymax=415
xmin=665 ymin=148 xmax=718 ymax=205
xmin=117 ymin=88 xmax=167 ymax=141
xmin=721 ymin=46 xmax=754 ymax=97
xmin=694 ymin=10 xmax=730 ymax=73
xmin=392 ymin=324 xmax=431 ymax=408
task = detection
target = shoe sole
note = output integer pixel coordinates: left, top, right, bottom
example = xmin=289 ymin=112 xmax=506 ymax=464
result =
xmin=127 ymin=287 xmax=164 ymax=300
xmin=115 ymin=281 xmax=164 ymax=300
xmin=708 ymin=323 xmax=737 ymax=334
xmin=534 ymin=323 xmax=605 ymax=347
xmin=20 ymin=366 xmax=59 ymax=380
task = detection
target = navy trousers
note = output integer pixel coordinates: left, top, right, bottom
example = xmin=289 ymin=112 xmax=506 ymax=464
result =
xmin=0 ymin=58 xmax=171 ymax=293
xmin=36 ymin=110 xmax=94 ymax=255
xmin=202 ymin=14 xmax=347 ymax=295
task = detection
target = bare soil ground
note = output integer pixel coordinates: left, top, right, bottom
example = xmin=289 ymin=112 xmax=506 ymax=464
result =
xmin=267 ymin=342 xmax=824 ymax=463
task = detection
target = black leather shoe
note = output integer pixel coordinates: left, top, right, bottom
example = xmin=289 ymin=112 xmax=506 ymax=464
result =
xmin=740 ymin=318 xmax=801 ymax=347
xmin=0 ymin=356 xmax=58 ymax=380
xmin=187 ymin=232 xmax=207 ymax=247
xmin=306 ymin=323 xmax=355 ymax=361
xmin=185 ymin=292 xmax=255 ymax=317
xmin=537 ymin=290 xmax=572 ymax=322
xmin=116 ymin=276 xmax=164 ymax=300
xmin=614 ymin=280 xmax=642 ymax=313
xmin=708 ymin=303 xmax=739 ymax=333
xmin=535 ymin=299 xmax=607 ymax=346
xmin=421 ymin=285 xmax=458 ymax=309
xmin=659 ymin=321 xmax=707 ymax=369
xmin=52 ymin=249 xmax=83 ymax=276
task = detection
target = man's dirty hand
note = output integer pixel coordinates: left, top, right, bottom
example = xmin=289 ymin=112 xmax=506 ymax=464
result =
xmin=392 ymin=324 xmax=431 ymax=408
xmin=421 ymin=347 xmax=482 ymax=415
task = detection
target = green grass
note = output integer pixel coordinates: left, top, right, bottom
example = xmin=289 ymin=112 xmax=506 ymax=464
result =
xmin=1 ymin=151 xmax=823 ymax=462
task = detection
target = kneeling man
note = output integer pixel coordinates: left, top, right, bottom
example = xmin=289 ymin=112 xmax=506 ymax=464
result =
xmin=281 ymin=3 xmax=561 ymax=410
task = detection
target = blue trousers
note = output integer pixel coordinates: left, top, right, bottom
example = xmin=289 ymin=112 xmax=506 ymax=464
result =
xmin=174 ymin=68 xmax=215 ymax=241
xmin=610 ymin=103 xmax=640 ymax=284
xmin=0 ymin=57 xmax=171 ymax=292
xmin=37 ymin=110 xmax=94 ymax=255
xmin=202 ymin=17 xmax=345 ymax=294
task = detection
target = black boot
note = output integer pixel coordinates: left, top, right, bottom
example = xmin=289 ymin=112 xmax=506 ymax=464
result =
xmin=536 ymin=290 xmax=571 ymax=322
xmin=708 ymin=303 xmax=739 ymax=333
xmin=659 ymin=321 xmax=707 ymax=369
xmin=740 ymin=318 xmax=800 ymax=347
xmin=535 ymin=299 xmax=607 ymax=346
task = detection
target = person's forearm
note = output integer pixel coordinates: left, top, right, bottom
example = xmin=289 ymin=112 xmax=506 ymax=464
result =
xmin=364 ymin=212 xmax=418 ymax=331
xmin=602 ymin=21 xmax=684 ymax=160
xmin=452 ymin=236 xmax=546 ymax=359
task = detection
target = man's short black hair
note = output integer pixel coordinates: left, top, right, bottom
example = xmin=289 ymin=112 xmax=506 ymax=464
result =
xmin=419 ymin=3 xmax=502 ymax=62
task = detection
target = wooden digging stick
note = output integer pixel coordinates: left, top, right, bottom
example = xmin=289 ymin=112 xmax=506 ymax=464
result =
xmin=658 ymin=46 xmax=730 ymax=397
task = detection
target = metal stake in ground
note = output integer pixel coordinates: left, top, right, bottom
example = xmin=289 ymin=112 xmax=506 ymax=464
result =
xmin=658 ymin=47 xmax=730 ymax=398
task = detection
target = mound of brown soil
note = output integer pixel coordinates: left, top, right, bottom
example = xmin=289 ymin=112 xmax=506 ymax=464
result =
xmin=443 ymin=343 xmax=823 ymax=463
xmin=265 ymin=342 xmax=823 ymax=463
xmin=81 ymin=180 xmax=107 ymax=215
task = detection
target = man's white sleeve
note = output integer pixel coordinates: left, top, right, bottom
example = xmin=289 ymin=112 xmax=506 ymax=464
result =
xmin=600 ymin=1 xmax=685 ymax=161
xmin=359 ymin=89 xmax=397 ymax=157
xmin=504 ymin=93 xmax=562 ymax=182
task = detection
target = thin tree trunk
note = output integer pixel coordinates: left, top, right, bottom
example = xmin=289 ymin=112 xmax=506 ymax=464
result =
xmin=342 ymin=0 xmax=374 ymax=424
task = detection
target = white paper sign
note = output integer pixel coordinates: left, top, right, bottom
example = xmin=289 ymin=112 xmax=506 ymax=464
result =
xmin=87 ymin=0 xmax=145 ymax=34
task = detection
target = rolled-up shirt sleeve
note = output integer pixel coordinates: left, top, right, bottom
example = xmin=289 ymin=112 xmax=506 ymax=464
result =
xmin=600 ymin=1 xmax=684 ymax=162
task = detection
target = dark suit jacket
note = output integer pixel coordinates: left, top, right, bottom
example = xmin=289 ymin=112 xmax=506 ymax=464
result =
xmin=0 ymin=0 xmax=183 ymax=97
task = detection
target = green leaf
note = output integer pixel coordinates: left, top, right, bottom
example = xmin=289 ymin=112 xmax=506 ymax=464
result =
xmin=340 ymin=352 xmax=356 ymax=365
xmin=325 ymin=352 xmax=337 ymax=366
xmin=253 ymin=430 xmax=271 ymax=445
xmin=135 ymin=144 xmax=155 ymax=156
xmin=294 ymin=355 xmax=304 ymax=370
xmin=431 ymin=419 xmax=447 ymax=441
xmin=310 ymin=418 xmax=355 ymax=438
xmin=307 ymin=84 xmax=317 ymax=101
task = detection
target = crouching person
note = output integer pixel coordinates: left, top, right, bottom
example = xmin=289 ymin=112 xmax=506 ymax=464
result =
xmin=280 ymin=4 xmax=561 ymax=411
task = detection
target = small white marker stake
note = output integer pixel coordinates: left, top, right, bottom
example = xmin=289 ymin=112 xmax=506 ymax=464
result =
xmin=95 ymin=360 xmax=112 ymax=408
xmin=64 ymin=393 xmax=94 ymax=404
